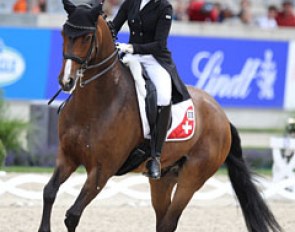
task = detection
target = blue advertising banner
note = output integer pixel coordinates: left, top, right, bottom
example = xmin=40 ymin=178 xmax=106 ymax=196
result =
xmin=169 ymin=35 xmax=288 ymax=108
xmin=0 ymin=27 xmax=289 ymax=109
xmin=0 ymin=27 xmax=51 ymax=99
xmin=118 ymin=33 xmax=288 ymax=108
xmin=45 ymin=29 xmax=69 ymax=101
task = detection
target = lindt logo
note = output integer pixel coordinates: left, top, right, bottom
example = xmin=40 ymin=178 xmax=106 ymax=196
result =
xmin=192 ymin=49 xmax=277 ymax=100
xmin=0 ymin=39 xmax=25 ymax=87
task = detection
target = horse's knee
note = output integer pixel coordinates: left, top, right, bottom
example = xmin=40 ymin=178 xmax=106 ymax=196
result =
xmin=64 ymin=211 xmax=81 ymax=232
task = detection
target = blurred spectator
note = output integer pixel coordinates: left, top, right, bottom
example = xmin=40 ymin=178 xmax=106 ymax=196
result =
xmin=187 ymin=0 xmax=219 ymax=22
xmin=237 ymin=0 xmax=253 ymax=25
xmin=255 ymin=5 xmax=278 ymax=29
xmin=32 ymin=0 xmax=47 ymax=13
xmin=215 ymin=3 xmax=234 ymax=23
xmin=13 ymin=0 xmax=27 ymax=13
xmin=173 ymin=1 xmax=188 ymax=21
xmin=104 ymin=0 xmax=121 ymax=17
xmin=276 ymin=0 xmax=295 ymax=27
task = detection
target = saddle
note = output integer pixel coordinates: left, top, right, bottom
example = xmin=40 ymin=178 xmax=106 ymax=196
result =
xmin=116 ymin=55 xmax=195 ymax=175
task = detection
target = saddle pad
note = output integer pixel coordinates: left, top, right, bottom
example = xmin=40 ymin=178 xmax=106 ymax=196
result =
xmin=166 ymin=100 xmax=195 ymax=141
xmin=122 ymin=54 xmax=195 ymax=142
xmin=139 ymin=97 xmax=196 ymax=142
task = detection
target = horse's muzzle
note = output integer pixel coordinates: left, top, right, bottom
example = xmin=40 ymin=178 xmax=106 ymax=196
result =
xmin=59 ymin=75 xmax=76 ymax=92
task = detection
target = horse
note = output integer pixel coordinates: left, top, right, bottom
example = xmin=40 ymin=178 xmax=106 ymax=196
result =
xmin=38 ymin=1 xmax=282 ymax=232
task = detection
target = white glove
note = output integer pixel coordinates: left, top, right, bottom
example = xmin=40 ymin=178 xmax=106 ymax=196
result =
xmin=116 ymin=42 xmax=134 ymax=54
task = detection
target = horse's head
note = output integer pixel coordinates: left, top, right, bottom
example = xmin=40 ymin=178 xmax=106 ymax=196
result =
xmin=59 ymin=0 xmax=110 ymax=92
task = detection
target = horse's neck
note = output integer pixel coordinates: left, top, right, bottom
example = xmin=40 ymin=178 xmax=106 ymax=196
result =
xmin=68 ymin=61 xmax=136 ymax=121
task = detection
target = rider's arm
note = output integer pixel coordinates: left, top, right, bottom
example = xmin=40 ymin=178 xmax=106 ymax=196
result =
xmin=132 ymin=5 xmax=173 ymax=56
xmin=112 ymin=0 xmax=129 ymax=34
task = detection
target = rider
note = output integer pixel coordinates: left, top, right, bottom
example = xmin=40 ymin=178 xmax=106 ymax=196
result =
xmin=111 ymin=0 xmax=190 ymax=179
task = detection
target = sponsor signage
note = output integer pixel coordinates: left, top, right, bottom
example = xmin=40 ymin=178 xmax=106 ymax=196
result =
xmin=0 ymin=39 xmax=25 ymax=87
xmin=118 ymin=33 xmax=288 ymax=108
xmin=0 ymin=27 xmax=51 ymax=99
xmin=0 ymin=28 xmax=291 ymax=109
xmin=169 ymin=36 xmax=288 ymax=109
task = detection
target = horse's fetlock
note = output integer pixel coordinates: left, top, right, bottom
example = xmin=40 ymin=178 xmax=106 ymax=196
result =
xmin=38 ymin=227 xmax=51 ymax=232
xmin=64 ymin=212 xmax=81 ymax=232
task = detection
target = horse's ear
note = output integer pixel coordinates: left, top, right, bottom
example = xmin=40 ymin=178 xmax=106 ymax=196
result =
xmin=62 ymin=0 xmax=76 ymax=15
xmin=90 ymin=3 xmax=103 ymax=21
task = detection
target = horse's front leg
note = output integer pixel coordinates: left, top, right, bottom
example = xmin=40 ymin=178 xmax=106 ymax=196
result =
xmin=64 ymin=165 xmax=109 ymax=232
xmin=38 ymin=157 xmax=77 ymax=232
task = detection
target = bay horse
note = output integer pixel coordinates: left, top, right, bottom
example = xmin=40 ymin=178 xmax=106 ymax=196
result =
xmin=38 ymin=1 xmax=282 ymax=232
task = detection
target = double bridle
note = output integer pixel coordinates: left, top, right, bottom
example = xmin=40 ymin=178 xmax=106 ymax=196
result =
xmin=48 ymin=20 xmax=118 ymax=105
xmin=63 ymin=21 xmax=118 ymax=88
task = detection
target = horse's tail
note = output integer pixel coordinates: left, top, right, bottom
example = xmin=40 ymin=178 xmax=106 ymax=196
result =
xmin=225 ymin=123 xmax=282 ymax=232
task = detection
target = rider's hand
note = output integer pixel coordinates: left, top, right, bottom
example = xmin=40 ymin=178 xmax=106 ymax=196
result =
xmin=116 ymin=43 xmax=134 ymax=54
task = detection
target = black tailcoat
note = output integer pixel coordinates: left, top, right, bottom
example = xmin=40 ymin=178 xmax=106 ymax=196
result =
xmin=112 ymin=0 xmax=190 ymax=103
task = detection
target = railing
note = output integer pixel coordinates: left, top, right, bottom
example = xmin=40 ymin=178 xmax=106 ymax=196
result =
xmin=270 ymin=137 xmax=295 ymax=192
xmin=0 ymin=171 xmax=294 ymax=201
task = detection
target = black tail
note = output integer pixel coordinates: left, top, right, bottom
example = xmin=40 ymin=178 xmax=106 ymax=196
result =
xmin=225 ymin=123 xmax=282 ymax=232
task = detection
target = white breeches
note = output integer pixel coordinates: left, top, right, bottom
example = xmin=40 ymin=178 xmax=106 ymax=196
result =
xmin=132 ymin=54 xmax=172 ymax=106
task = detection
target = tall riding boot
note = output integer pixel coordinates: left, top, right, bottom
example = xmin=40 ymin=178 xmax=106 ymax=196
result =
xmin=146 ymin=104 xmax=171 ymax=179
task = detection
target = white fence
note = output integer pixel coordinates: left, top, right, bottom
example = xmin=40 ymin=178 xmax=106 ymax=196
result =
xmin=0 ymin=172 xmax=294 ymax=201
xmin=271 ymin=137 xmax=295 ymax=192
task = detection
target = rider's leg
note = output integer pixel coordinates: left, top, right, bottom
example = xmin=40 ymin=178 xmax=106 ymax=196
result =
xmin=141 ymin=55 xmax=172 ymax=179
xmin=146 ymin=104 xmax=171 ymax=179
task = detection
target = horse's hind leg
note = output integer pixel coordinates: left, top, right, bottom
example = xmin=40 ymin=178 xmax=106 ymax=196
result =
xmin=64 ymin=165 xmax=109 ymax=232
xmin=38 ymin=152 xmax=77 ymax=232
xmin=156 ymin=156 xmax=215 ymax=232
xmin=149 ymin=171 xmax=177 ymax=228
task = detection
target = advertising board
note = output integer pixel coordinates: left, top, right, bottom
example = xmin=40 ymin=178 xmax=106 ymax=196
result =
xmin=0 ymin=28 xmax=291 ymax=109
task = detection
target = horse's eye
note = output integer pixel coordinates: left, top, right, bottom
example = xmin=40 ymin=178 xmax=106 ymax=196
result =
xmin=84 ymin=35 xmax=92 ymax=42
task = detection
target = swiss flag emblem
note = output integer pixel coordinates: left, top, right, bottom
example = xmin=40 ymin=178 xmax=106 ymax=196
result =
xmin=167 ymin=106 xmax=195 ymax=140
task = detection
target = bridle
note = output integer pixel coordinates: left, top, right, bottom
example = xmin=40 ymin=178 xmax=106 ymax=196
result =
xmin=63 ymin=20 xmax=118 ymax=88
xmin=48 ymin=17 xmax=118 ymax=105
xmin=63 ymin=22 xmax=98 ymax=67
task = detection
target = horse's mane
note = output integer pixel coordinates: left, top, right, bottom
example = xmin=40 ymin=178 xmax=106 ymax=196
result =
xmin=106 ymin=20 xmax=118 ymax=42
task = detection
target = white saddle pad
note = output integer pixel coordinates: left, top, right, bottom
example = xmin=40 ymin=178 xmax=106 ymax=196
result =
xmin=122 ymin=54 xmax=196 ymax=142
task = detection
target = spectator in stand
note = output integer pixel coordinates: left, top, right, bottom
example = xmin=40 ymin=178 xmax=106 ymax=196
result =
xmin=173 ymin=1 xmax=188 ymax=21
xmin=215 ymin=3 xmax=234 ymax=23
xmin=237 ymin=0 xmax=253 ymax=25
xmin=255 ymin=5 xmax=278 ymax=29
xmin=13 ymin=0 xmax=27 ymax=13
xmin=32 ymin=0 xmax=47 ymax=13
xmin=104 ymin=0 xmax=121 ymax=17
xmin=276 ymin=0 xmax=295 ymax=27
xmin=187 ymin=0 xmax=219 ymax=22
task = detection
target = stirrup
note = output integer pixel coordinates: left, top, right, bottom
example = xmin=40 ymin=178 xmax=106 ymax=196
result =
xmin=144 ymin=157 xmax=161 ymax=179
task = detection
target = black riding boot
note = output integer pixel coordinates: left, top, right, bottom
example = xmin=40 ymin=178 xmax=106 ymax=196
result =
xmin=146 ymin=104 xmax=171 ymax=179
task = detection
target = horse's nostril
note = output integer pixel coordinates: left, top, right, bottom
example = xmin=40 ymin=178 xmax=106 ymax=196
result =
xmin=68 ymin=78 xmax=74 ymax=87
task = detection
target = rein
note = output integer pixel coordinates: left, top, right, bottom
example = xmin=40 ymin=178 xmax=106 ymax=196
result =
xmin=79 ymin=49 xmax=118 ymax=87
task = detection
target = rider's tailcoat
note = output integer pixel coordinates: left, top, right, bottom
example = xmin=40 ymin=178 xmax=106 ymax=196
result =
xmin=112 ymin=0 xmax=190 ymax=103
